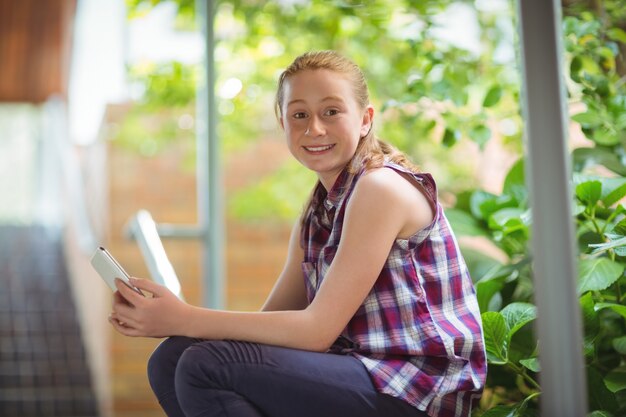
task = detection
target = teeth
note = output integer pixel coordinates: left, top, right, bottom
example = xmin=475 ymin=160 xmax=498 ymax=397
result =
xmin=305 ymin=145 xmax=333 ymax=152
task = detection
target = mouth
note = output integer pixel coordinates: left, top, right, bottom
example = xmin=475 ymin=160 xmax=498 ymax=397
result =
xmin=303 ymin=144 xmax=335 ymax=152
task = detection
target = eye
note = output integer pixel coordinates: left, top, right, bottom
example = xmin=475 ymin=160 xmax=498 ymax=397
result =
xmin=324 ymin=108 xmax=340 ymax=116
xmin=292 ymin=112 xmax=307 ymax=119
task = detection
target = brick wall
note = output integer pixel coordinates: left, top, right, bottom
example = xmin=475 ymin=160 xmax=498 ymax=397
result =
xmin=107 ymin=136 xmax=294 ymax=416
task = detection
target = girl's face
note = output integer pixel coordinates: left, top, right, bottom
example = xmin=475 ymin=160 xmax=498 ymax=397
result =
xmin=280 ymin=69 xmax=373 ymax=190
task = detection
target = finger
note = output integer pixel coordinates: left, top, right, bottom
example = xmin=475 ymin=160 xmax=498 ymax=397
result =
xmin=109 ymin=313 xmax=126 ymax=327
xmin=111 ymin=301 xmax=135 ymax=319
xmin=129 ymin=277 xmax=166 ymax=296
xmin=110 ymin=302 xmax=140 ymax=322
xmin=110 ymin=311 xmax=140 ymax=330
xmin=108 ymin=315 xmax=141 ymax=337
xmin=109 ymin=313 xmax=127 ymax=329
xmin=113 ymin=290 xmax=132 ymax=307
xmin=115 ymin=278 xmax=145 ymax=304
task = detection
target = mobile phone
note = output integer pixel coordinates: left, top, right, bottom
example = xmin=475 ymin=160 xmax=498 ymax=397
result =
xmin=90 ymin=247 xmax=144 ymax=296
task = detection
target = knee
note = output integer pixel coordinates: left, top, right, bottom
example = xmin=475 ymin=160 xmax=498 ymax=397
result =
xmin=147 ymin=336 xmax=197 ymax=392
xmin=174 ymin=342 xmax=219 ymax=390
xmin=175 ymin=340 xmax=252 ymax=391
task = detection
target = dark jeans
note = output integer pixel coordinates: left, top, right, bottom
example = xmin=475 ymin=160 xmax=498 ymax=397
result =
xmin=147 ymin=336 xmax=429 ymax=417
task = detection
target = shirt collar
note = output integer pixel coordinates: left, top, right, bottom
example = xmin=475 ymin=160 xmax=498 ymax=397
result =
xmin=323 ymin=167 xmax=355 ymax=210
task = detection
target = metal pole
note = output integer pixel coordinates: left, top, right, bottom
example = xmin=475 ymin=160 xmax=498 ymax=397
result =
xmin=516 ymin=1 xmax=587 ymax=416
xmin=197 ymin=0 xmax=225 ymax=309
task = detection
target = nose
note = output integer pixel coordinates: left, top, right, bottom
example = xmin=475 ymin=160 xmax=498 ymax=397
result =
xmin=305 ymin=116 xmax=325 ymax=137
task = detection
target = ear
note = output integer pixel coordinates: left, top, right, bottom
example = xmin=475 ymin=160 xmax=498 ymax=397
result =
xmin=360 ymin=105 xmax=374 ymax=137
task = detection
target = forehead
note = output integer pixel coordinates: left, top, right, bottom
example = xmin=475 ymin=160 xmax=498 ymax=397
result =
xmin=283 ymin=69 xmax=355 ymax=105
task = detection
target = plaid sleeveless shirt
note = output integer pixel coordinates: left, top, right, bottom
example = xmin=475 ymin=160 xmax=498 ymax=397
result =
xmin=301 ymin=162 xmax=486 ymax=417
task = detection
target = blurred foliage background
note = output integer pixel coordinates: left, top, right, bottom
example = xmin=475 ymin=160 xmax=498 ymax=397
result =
xmin=117 ymin=0 xmax=626 ymax=415
xmin=119 ymin=0 xmax=522 ymax=221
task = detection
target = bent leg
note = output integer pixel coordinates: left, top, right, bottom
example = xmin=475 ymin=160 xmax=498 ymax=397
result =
xmin=174 ymin=341 xmax=267 ymax=417
xmin=147 ymin=336 xmax=203 ymax=417
xmin=174 ymin=340 xmax=427 ymax=417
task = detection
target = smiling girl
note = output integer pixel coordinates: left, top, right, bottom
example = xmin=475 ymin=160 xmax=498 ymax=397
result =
xmin=110 ymin=50 xmax=486 ymax=417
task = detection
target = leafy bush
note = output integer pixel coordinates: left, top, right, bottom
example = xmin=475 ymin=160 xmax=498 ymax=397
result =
xmin=446 ymin=5 xmax=626 ymax=416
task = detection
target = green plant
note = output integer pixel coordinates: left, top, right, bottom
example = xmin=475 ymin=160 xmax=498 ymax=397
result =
xmin=447 ymin=4 xmax=626 ymax=415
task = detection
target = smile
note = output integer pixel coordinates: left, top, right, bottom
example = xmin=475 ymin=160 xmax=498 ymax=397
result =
xmin=303 ymin=144 xmax=335 ymax=152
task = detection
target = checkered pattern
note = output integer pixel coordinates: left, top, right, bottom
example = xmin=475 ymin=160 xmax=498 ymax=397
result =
xmin=301 ymin=163 xmax=487 ymax=417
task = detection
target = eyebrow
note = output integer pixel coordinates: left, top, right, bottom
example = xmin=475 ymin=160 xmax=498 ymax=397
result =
xmin=286 ymin=95 xmax=346 ymax=107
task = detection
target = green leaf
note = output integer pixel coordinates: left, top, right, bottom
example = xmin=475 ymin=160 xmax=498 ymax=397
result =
xmin=519 ymin=357 xmax=540 ymax=372
xmin=482 ymin=311 xmax=508 ymax=364
xmin=460 ymin=248 xmax=503 ymax=284
xmin=470 ymin=191 xmax=518 ymax=221
xmin=587 ymin=411 xmax=614 ymax=417
xmin=613 ymin=246 xmax=626 ymax=257
xmin=595 ymin=302 xmax=626 ymax=320
xmin=593 ymin=128 xmax=620 ymax=147
xmin=570 ymin=55 xmax=582 ymax=79
xmin=470 ymin=191 xmax=497 ymax=219
xmin=573 ymin=147 xmax=626 ymax=176
xmin=587 ymin=366 xmax=619 ymax=412
xmin=469 ymin=125 xmax=491 ymax=148
xmin=503 ymin=159 xmax=525 ymax=190
xmin=480 ymin=405 xmax=519 ymax=417
xmin=572 ymin=110 xmax=604 ymax=127
xmin=479 ymin=394 xmax=538 ymax=417
xmin=612 ymin=336 xmax=626 ymax=354
xmin=500 ymin=302 xmax=537 ymax=340
xmin=476 ymin=277 xmax=505 ymax=313
xmin=607 ymin=27 xmax=626 ymax=43
xmin=600 ymin=177 xmax=626 ymax=207
xmin=581 ymin=55 xmax=602 ymax=75
xmin=483 ymin=85 xmax=503 ymax=107
xmin=580 ymin=292 xmax=599 ymax=342
xmin=576 ymin=180 xmax=602 ymax=206
xmin=589 ymin=236 xmax=626 ymax=255
xmin=612 ymin=217 xmax=626 ymax=236
xmin=444 ymin=208 xmax=488 ymax=237
xmin=474 ymin=263 xmax=521 ymax=311
xmin=604 ymin=366 xmax=626 ymax=393
xmin=488 ymin=208 xmax=527 ymax=231
xmin=442 ymin=128 xmax=459 ymax=147
xmin=578 ymin=258 xmax=625 ymax=294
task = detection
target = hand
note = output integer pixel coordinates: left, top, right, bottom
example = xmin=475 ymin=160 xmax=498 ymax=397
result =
xmin=109 ymin=277 xmax=192 ymax=338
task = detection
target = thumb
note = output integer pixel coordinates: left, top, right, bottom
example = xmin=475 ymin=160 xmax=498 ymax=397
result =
xmin=130 ymin=277 xmax=168 ymax=296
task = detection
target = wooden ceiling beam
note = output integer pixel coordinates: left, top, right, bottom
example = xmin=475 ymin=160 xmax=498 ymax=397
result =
xmin=0 ymin=0 xmax=76 ymax=103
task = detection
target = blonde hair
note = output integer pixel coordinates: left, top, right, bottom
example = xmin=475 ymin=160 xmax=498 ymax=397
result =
xmin=275 ymin=50 xmax=418 ymax=174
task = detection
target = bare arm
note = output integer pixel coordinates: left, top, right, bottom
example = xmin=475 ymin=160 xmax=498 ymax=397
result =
xmin=110 ymin=169 xmax=433 ymax=352
xmin=261 ymin=221 xmax=308 ymax=312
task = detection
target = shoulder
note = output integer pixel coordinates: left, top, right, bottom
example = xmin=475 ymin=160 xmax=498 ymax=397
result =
xmin=345 ymin=168 xmax=416 ymax=219
xmin=357 ymin=166 xmax=401 ymax=189
xmin=353 ymin=167 xmax=419 ymax=204
xmin=351 ymin=167 xmax=435 ymax=237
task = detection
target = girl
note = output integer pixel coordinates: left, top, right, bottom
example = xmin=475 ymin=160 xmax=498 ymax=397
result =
xmin=110 ymin=50 xmax=486 ymax=417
